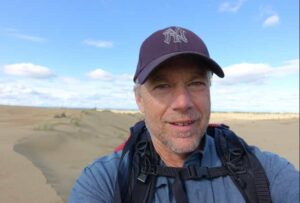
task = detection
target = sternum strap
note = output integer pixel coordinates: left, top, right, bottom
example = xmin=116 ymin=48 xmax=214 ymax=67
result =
xmin=138 ymin=165 xmax=230 ymax=203
xmin=144 ymin=165 xmax=229 ymax=180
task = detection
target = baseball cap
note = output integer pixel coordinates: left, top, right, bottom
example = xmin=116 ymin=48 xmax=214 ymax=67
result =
xmin=133 ymin=26 xmax=224 ymax=84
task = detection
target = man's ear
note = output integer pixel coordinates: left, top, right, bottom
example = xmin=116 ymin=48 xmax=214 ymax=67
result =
xmin=134 ymin=87 xmax=145 ymax=113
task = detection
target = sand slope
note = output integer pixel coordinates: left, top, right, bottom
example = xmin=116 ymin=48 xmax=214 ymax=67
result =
xmin=0 ymin=105 xmax=298 ymax=202
xmin=0 ymin=106 xmax=65 ymax=203
xmin=12 ymin=108 xmax=141 ymax=202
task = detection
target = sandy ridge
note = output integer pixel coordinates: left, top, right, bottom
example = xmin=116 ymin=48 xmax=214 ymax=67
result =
xmin=0 ymin=105 xmax=298 ymax=202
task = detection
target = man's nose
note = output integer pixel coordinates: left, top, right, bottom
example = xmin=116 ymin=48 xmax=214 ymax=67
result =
xmin=171 ymin=87 xmax=193 ymax=112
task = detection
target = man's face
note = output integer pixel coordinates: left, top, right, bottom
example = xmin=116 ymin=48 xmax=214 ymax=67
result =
xmin=135 ymin=56 xmax=211 ymax=156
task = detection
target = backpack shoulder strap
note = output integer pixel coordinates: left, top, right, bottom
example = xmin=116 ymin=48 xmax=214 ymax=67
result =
xmin=209 ymin=125 xmax=272 ymax=203
xmin=113 ymin=120 xmax=148 ymax=203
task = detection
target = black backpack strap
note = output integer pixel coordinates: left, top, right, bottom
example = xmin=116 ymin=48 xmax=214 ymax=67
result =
xmin=142 ymin=165 xmax=229 ymax=180
xmin=114 ymin=120 xmax=148 ymax=203
xmin=137 ymin=165 xmax=189 ymax=203
xmin=241 ymin=138 xmax=272 ymax=203
xmin=211 ymin=125 xmax=272 ymax=203
xmin=130 ymin=175 xmax=156 ymax=203
xmin=138 ymin=164 xmax=231 ymax=203
xmin=130 ymin=139 xmax=158 ymax=203
xmin=115 ymin=122 xmax=272 ymax=203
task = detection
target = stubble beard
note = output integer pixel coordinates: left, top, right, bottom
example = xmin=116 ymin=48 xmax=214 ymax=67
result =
xmin=162 ymin=130 xmax=203 ymax=154
xmin=145 ymin=108 xmax=210 ymax=155
xmin=148 ymin=126 xmax=204 ymax=155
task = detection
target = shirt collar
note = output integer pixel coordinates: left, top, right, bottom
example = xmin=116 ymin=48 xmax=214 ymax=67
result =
xmin=155 ymin=134 xmax=208 ymax=188
xmin=183 ymin=133 xmax=207 ymax=167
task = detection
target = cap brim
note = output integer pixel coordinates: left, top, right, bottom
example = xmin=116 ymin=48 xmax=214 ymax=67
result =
xmin=136 ymin=51 xmax=224 ymax=84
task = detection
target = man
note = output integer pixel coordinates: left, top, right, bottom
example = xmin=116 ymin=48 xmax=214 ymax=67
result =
xmin=69 ymin=26 xmax=299 ymax=203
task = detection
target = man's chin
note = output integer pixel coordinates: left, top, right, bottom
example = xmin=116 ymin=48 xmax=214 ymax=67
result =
xmin=168 ymin=140 xmax=200 ymax=154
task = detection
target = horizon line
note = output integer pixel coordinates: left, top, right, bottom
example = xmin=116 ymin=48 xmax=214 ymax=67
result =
xmin=0 ymin=104 xmax=299 ymax=114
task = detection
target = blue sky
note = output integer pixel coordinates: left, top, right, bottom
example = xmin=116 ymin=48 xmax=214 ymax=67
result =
xmin=0 ymin=0 xmax=299 ymax=112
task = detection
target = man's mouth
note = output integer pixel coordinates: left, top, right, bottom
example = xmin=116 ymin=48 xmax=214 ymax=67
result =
xmin=169 ymin=120 xmax=195 ymax=126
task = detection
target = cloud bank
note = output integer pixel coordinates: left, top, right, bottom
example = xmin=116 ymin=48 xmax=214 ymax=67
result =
xmin=0 ymin=59 xmax=298 ymax=112
xmin=214 ymin=59 xmax=298 ymax=85
xmin=211 ymin=59 xmax=299 ymax=112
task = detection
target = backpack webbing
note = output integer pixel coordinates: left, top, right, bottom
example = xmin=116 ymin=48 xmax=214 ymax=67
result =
xmin=211 ymin=126 xmax=272 ymax=203
xmin=114 ymin=121 xmax=272 ymax=203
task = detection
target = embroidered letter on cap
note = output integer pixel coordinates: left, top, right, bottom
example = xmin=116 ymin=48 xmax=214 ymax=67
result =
xmin=163 ymin=27 xmax=188 ymax=44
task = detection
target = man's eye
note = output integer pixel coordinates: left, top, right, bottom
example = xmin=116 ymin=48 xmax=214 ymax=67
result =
xmin=154 ymin=84 xmax=170 ymax=89
xmin=190 ymin=81 xmax=206 ymax=86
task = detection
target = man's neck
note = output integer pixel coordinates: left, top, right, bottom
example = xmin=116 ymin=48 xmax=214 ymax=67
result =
xmin=151 ymin=139 xmax=190 ymax=167
xmin=159 ymin=151 xmax=189 ymax=167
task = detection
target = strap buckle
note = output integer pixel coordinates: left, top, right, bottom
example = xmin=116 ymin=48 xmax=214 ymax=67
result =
xmin=186 ymin=166 xmax=209 ymax=179
xmin=148 ymin=165 xmax=157 ymax=175
xmin=138 ymin=165 xmax=157 ymax=183
xmin=137 ymin=173 xmax=148 ymax=183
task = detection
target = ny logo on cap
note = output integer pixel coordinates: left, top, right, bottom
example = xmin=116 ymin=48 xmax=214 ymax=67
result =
xmin=163 ymin=27 xmax=188 ymax=44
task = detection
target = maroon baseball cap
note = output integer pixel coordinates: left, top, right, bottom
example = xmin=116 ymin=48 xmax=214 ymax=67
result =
xmin=133 ymin=26 xmax=225 ymax=84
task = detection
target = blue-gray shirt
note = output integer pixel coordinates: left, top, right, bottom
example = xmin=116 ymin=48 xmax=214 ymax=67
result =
xmin=69 ymin=134 xmax=299 ymax=203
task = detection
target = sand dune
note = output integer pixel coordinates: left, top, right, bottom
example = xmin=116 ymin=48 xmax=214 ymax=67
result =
xmin=0 ymin=105 xmax=298 ymax=202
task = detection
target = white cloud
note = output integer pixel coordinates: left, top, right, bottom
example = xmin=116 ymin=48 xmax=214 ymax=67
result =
xmin=2 ymin=63 xmax=55 ymax=79
xmin=116 ymin=74 xmax=133 ymax=81
xmin=259 ymin=6 xmax=280 ymax=27
xmin=60 ymin=77 xmax=81 ymax=85
xmin=214 ymin=59 xmax=299 ymax=85
xmin=219 ymin=0 xmax=247 ymax=13
xmin=0 ymin=75 xmax=136 ymax=109
xmin=211 ymin=59 xmax=299 ymax=112
xmin=86 ymin=68 xmax=113 ymax=80
xmin=272 ymin=59 xmax=299 ymax=76
xmin=12 ymin=33 xmax=46 ymax=42
xmin=4 ymin=28 xmax=46 ymax=42
xmin=263 ymin=14 xmax=280 ymax=27
xmin=0 ymin=59 xmax=298 ymax=112
xmin=214 ymin=63 xmax=271 ymax=85
xmin=83 ymin=39 xmax=113 ymax=48
xmin=211 ymin=85 xmax=298 ymax=113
